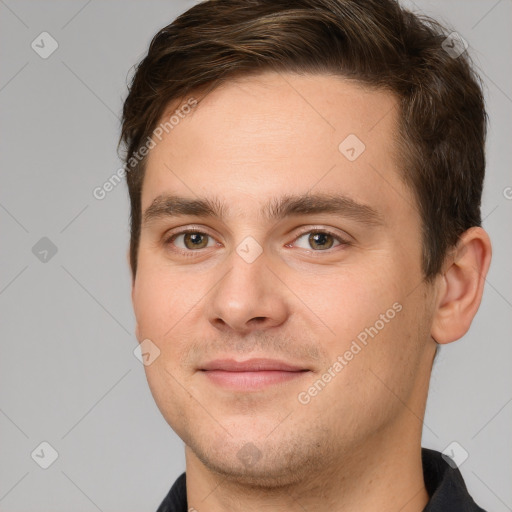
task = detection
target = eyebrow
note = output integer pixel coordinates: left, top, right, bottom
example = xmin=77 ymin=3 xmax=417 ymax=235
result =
xmin=142 ymin=193 xmax=383 ymax=227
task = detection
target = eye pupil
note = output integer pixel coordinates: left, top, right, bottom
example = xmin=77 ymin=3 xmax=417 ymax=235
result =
xmin=184 ymin=233 xmax=208 ymax=249
xmin=309 ymin=232 xmax=334 ymax=250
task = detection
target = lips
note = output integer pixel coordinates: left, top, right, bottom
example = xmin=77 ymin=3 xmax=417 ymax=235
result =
xmin=199 ymin=358 xmax=308 ymax=372
xmin=199 ymin=358 xmax=310 ymax=391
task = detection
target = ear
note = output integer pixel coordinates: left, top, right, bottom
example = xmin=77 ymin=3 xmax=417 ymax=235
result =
xmin=431 ymin=227 xmax=492 ymax=344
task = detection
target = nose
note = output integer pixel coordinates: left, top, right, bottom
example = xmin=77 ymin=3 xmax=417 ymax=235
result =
xmin=205 ymin=248 xmax=289 ymax=335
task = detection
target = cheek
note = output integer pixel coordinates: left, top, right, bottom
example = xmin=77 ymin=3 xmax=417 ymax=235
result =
xmin=143 ymin=363 xmax=189 ymax=437
xmin=299 ymin=265 xmax=422 ymax=394
xmin=303 ymin=305 xmax=422 ymax=438
xmin=133 ymin=255 xmax=191 ymax=335
xmin=292 ymin=264 xmax=401 ymax=349
xmin=133 ymin=265 xmax=194 ymax=425
xmin=133 ymin=269 xmax=169 ymax=336
xmin=132 ymin=262 xmax=204 ymax=375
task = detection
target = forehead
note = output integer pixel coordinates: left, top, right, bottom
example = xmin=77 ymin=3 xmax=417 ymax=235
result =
xmin=141 ymin=72 xmax=414 ymax=224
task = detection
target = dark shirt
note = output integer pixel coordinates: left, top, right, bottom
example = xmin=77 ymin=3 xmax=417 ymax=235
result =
xmin=156 ymin=448 xmax=487 ymax=512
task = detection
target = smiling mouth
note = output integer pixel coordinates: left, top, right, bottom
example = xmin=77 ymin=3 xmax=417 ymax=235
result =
xmin=201 ymin=369 xmax=310 ymax=390
xmin=199 ymin=358 xmax=311 ymax=391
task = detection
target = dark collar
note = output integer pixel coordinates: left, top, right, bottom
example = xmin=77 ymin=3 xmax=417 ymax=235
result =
xmin=421 ymin=448 xmax=486 ymax=511
xmin=156 ymin=448 xmax=487 ymax=512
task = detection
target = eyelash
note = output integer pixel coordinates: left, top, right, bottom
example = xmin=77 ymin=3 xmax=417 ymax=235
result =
xmin=163 ymin=227 xmax=351 ymax=256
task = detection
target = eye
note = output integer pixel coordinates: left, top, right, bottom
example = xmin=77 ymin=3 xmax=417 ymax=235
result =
xmin=166 ymin=229 xmax=217 ymax=252
xmin=289 ymin=229 xmax=350 ymax=251
xmin=164 ymin=227 xmax=351 ymax=255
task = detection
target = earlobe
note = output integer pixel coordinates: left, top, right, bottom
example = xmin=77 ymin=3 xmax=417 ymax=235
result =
xmin=431 ymin=227 xmax=492 ymax=344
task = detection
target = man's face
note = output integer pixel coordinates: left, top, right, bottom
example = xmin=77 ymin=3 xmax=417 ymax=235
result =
xmin=132 ymin=72 xmax=437 ymax=486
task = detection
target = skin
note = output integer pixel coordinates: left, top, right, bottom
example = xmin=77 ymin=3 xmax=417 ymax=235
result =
xmin=131 ymin=72 xmax=492 ymax=512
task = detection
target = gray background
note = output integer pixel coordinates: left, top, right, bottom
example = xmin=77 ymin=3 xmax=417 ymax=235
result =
xmin=0 ymin=0 xmax=510 ymax=511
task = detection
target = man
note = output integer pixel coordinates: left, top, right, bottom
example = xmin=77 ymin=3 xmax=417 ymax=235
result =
xmin=119 ymin=1 xmax=492 ymax=510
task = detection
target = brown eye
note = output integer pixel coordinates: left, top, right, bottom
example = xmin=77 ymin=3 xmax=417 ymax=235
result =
xmin=183 ymin=232 xmax=209 ymax=249
xmin=168 ymin=231 xmax=215 ymax=251
xmin=291 ymin=230 xmax=349 ymax=251
xmin=308 ymin=232 xmax=334 ymax=250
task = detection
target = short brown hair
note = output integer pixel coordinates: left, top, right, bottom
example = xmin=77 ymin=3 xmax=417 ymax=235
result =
xmin=119 ymin=0 xmax=487 ymax=281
